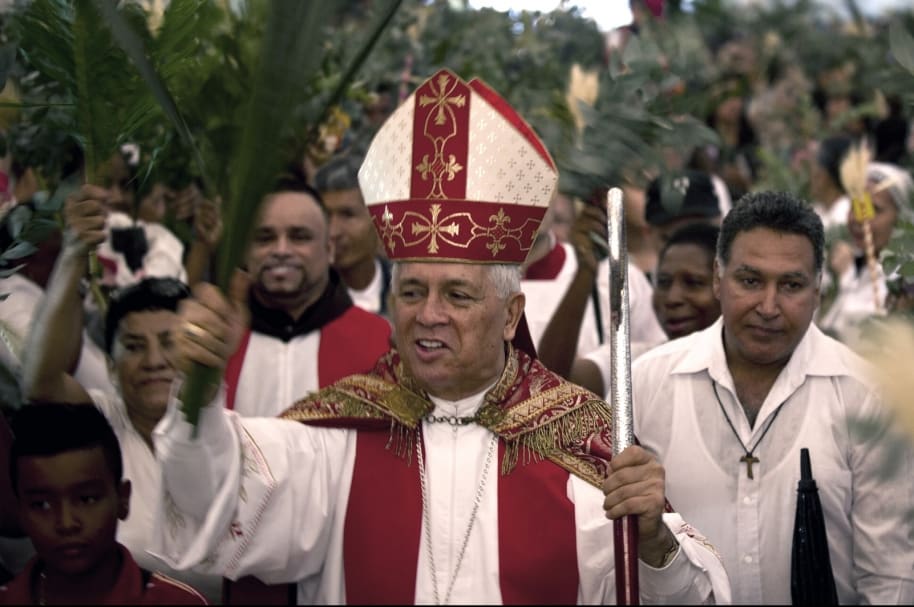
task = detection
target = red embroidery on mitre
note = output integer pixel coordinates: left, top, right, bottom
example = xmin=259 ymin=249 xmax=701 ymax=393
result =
xmin=364 ymin=69 xmax=557 ymax=264
xmin=410 ymin=70 xmax=470 ymax=201
xmin=370 ymin=199 xmax=545 ymax=264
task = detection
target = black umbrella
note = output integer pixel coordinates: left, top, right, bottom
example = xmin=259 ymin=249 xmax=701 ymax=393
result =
xmin=791 ymin=448 xmax=838 ymax=605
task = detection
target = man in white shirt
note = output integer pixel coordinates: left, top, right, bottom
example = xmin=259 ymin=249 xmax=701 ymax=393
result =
xmin=150 ymin=68 xmax=730 ymax=605
xmin=631 ymin=191 xmax=914 ymax=604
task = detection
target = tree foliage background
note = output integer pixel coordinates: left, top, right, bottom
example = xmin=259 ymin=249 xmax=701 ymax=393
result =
xmin=2 ymin=0 xmax=914 ymax=411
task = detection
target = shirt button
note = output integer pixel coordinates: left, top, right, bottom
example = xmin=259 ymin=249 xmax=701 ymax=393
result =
xmin=743 ymin=496 xmax=753 ymax=505
xmin=743 ymin=555 xmax=753 ymax=564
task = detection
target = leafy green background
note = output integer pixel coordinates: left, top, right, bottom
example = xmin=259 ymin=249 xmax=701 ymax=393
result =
xmin=2 ymin=0 xmax=914 ymax=410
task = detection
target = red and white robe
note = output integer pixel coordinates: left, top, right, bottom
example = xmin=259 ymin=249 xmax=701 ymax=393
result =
xmin=152 ymin=348 xmax=731 ymax=604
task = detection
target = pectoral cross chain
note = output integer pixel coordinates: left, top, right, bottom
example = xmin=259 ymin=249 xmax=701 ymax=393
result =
xmin=713 ymin=381 xmax=791 ymax=480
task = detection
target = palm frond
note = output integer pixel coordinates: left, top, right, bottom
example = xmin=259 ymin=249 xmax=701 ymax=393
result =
xmin=175 ymin=1 xmax=347 ymax=432
xmin=839 ymin=140 xmax=871 ymax=202
xmin=14 ymin=0 xmax=155 ymax=182
xmin=217 ymin=0 xmax=338 ymax=287
xmin=91 ymin=0 xmax=210 ymax=192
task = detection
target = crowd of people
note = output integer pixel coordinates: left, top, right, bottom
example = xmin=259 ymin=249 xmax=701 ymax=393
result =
xmin=0 ymin=0 xmax=913 ymax=604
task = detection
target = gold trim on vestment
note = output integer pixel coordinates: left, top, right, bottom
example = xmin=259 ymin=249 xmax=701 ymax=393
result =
xmin=280 ymin=346 xmax=614 ymax=489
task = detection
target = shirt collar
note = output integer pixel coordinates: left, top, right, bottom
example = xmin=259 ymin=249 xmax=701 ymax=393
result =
xmin=671 ymin=317 xmax=854 ymax=388
xmin=428 ymin=383 xmax=494 ymax=419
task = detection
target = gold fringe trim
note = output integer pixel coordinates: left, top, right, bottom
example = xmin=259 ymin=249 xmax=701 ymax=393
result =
xmin=384 ymin=418 xmax=416 ymax=464
xmin=499 ymin=400 xmax=610 ymax=488
xmin=282 ymin=346 xmax=612 ymax=486
xmin=281 ymin=378 xmax=431 ymax=427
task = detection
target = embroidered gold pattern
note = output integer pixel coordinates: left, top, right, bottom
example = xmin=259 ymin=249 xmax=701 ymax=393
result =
xmin=378 ymin=205 xmax=405 ymax=251
xmin=484 ymin=208 xmax=511 ymax=256
xmin=378 ymin=206 xmax=539 ymax=259
xmin=677 ymin=521 xmax=722 ymax=560
xmin=282 ymin=346 xmax=614 ymax=489
xmin=418 ymin=73 xmax=466 ymax=127
xmin=411 ymin=203 xmax=461 ymax=254
xmin=415 ymin=73 xmax=466 ymax=199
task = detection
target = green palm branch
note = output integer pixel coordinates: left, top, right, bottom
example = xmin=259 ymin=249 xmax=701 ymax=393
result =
xmin=12 ymin=0 xmax=164 ymax=311
xmin=96 ymin=0 xmax=404 ymax=432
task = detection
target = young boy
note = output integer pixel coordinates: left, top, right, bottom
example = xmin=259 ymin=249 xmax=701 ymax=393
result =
xmin=0 ymin=404 xmax=207 ymax=605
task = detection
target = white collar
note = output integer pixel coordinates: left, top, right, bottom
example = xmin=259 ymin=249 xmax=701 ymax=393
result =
xmin=428 ymin=383 xmax=494 ymax=419
xmin=671 ymin=317 xmax=859 ymax=392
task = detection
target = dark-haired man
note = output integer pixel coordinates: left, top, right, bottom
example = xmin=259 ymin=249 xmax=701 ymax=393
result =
xmin=217 ymin=176 xmax=392 ymax=603
xmin=222 ymin=177 xmax=391 ymax=417
xmin=630 ymin=191 xmax=914 ymax=603
xmin=313 ymin=153 xmax=391 ymax=317
xmin=21 ymin=184 xmax=221 ymax=602
xmin=1 ymin=404 xmax=207 ymax=604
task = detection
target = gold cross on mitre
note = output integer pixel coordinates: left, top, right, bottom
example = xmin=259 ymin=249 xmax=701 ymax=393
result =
xmin=419 ymin=73 xmax=466 ymax=126
xmin=411 ymin=203 xmax=460 ymax=254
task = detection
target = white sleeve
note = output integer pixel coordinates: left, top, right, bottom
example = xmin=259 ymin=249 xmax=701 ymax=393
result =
xmin=639 ymin=513 xmax=732 ymax=604
xmin=149 ymin=384 xmax=350 ymax=584
xmin=73 ymin=333 xmax=112 ymax=394
xmin=627 ymin=262 xmax=667 ymax=349
xmin=570 ymin=476 xmax=731 ymax=604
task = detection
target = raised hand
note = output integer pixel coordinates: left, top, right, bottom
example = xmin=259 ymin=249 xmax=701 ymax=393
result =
xmin=63 ymin=184 xmax=109 ymax=253
xmin=175 ymin=270 xmax=250 ymax=376
xmin=569 ymin=201 xmax=609 ymax=277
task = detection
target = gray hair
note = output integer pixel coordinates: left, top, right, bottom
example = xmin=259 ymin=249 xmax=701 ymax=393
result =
xmin=868 ymin=162 xmax=914 ymax=223
xmin=390 ymin=262 xmax=522 ymax=299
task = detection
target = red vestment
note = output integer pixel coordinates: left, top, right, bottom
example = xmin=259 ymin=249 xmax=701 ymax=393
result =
xmin=274 ymin=346 xmax=615 ymax=604
xmin=0 ymin=544 xmax=207 ymax=605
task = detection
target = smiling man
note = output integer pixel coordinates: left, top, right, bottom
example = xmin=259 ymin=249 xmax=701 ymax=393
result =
xmin=630 ymin=191 xmax=914 ymax=603
xmin=221 ymin=176 xmax=391 ymax=418
xmin=148 ymin=69 xmax=729 ymax=605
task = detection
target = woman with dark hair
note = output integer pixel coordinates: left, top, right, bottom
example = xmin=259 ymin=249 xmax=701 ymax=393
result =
xmin=569 ymin=223 xmax=723 ymax=396
xmin=652 ymin=223 xmax=722 ymax=340
xmin=19 ymin=185 xmax=222 ymax=601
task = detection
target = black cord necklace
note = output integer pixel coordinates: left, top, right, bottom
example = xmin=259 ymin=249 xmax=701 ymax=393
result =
xmin=711 ymin=380 xmax=789 ymax=480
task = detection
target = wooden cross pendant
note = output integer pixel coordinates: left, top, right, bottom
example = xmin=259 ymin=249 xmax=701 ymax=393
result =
xmin=740 ymin=454 xmax=760 ymax=479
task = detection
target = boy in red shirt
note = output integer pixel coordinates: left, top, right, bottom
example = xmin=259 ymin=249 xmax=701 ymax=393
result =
xmin=1 ymin=404 xmax=206 ymax=605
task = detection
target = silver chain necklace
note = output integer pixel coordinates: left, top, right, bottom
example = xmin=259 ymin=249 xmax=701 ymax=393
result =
xmin=416 ymin=427 xmax=498 ymax=605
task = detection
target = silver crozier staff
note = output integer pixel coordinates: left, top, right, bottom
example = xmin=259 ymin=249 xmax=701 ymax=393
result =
xmin=607 ymin=187 xmax=639 ymax=605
